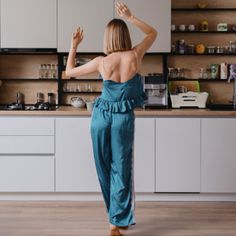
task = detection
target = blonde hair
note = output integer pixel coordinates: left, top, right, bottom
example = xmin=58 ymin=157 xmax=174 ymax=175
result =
xmin=103 ymin=19 xmax=132 ymax=55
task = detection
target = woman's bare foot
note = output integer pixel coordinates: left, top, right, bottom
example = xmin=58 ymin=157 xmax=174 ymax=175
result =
xmin=110 ymin=224 xmax=123 ymax=236
xmin=118 ymin=226 xmax=129 ymax=230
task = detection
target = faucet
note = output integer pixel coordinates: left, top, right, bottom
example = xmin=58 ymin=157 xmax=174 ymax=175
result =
xmin=227 ymin=65 xmax=236 ymax=110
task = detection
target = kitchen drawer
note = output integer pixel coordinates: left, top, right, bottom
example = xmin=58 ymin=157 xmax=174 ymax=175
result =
xmin=0 ymin=136 xmax=54 ymax=154
xmin=0 ymin=156 xmax=54 ymax=192
xmin=0 ymin=118 xmax=54 ymax=135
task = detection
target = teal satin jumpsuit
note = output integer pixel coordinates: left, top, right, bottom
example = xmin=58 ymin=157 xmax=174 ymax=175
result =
xmin=90 ymin=73 xmax=147 ymax=227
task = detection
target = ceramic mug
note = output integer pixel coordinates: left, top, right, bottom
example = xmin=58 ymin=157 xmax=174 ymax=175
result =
xmin=179 ymin=24 xmax=186 ymax=31
xmin=171 ymin=24 xmax=176 ymax=31
xmin=86 ymin=101 xmax=95 ymax=112
xmin=188 ymin=24 xmax=195 ymax=31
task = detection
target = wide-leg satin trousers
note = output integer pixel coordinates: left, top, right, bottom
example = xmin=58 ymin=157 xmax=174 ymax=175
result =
xmin=90 ymin=106 xmax=136 ymax=227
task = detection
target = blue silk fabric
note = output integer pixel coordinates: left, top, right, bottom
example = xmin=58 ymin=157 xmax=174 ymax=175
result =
xmin=90 ymin=74 xmax=147 ymax=226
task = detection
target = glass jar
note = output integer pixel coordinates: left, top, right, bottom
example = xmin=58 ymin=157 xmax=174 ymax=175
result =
xmin=199 ymin=68 xmax=208 ymax=79
xmin=216 ymin=46 xmax=224 ymax=54
xmin=178 ymin=39 xmax=186 ymax=54
xmin=187 ymin=44 xmax=195 ymax=54
xmin=210 ymin=64 xmax=219 ymax=79
xmin=227 ymin=41 xmax=236 ymax=54
xmin=171 ymin=44 xmax=176 ymax=53
xmin=206 ymin=46 xmax=215 ymax=54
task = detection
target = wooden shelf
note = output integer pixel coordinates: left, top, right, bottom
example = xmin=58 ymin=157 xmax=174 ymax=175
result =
xmin=169 ymin=53 xmax=236 ymax=56
xmin=172 ymin=31 xmax=236 ymax=34
xmin=62 ymin=78 xmax=102 ymax=82
xmin=0 ymin=78 xmax=58 ymax=81
xmin=169 ymin=78 xmax=229 ymax=82
xmin=62 ymin=91 xmax=101 ymax=94
xmin=172 ymin=8 xmax=236 ymax=12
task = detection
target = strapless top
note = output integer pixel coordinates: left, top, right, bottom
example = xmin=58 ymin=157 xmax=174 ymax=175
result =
xmin=93 ymin=73 xmax=147 ymax=113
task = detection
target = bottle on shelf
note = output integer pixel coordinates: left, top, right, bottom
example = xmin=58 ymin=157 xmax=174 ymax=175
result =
xmin=39 ymin=64 xmax=46 ymax=79
xmin=46 ymin=64 xmax=52 ymax=79
xmin=220 ymin=63 xmax=228 ymax=80
xmin=51 ymin=64 xmax=58 ymax=79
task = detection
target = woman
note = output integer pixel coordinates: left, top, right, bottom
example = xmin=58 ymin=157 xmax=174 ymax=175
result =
xmin=66 ymin=2 xmax=157 ymax=235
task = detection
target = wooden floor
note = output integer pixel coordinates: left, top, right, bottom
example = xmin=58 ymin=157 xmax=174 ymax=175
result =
xmin=0 ymin=201 xmax=236 ymax=236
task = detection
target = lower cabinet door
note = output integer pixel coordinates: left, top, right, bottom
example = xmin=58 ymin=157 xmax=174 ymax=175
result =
xmin=0 ymin=156 xmax=54 ymax=192
xmin=156 ymin=118 xmax=201 ymax=192
xmin=55 ymin=118 xmax=100 ymax=192
xmin=0 ymin=136 xmax=54 ymax=154
xmin=134 ymin=118 xmax=155 ymax=192
xmin=201 ymin=118 xmax=236 ymax=193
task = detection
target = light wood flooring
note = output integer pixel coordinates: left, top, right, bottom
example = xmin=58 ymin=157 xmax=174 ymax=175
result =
xmin=0 ymin=201 xmax=236 ymax=236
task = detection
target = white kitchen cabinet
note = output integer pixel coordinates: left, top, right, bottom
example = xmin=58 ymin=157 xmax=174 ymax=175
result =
xmin=0 ymin=156 xmax=54 ymax=192
xmin=55 ymin=118 xmax=100 ymax=192
xmin=134 ymin=118 xmax=155 ymax=192
xmin=56 ymin=117 xmax=155 ymax=193
xmin=156 ymin=118 xmax=201 ymax=192
xmin=57 ymin=0 xmax=113 ymax=52
xmin=201 ymin=118 xmax=236 ymax=193
xmin=0 ymin=117 xmax=55 ymax=154
xmin=115 ymin=0 xmax=171 ymax=52
xmin=1 ymin=0 xmax=57 ymax=48
xmin=0 ymin=117 xmax=54 ymax=135
xmin=0 ymin=136 xmax=54 ymax=154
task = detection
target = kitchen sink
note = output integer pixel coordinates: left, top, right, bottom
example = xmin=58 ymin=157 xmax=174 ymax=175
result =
xmin=207 ymin=104 xmax=236 ymax=111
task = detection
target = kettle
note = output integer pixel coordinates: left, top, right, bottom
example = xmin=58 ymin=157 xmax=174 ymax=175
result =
xmin=70 ymin=96 xmax=86 ymax=108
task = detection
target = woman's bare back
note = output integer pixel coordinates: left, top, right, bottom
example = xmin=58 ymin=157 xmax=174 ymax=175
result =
xmin=100 ymin=50 xmax=140 ymax=83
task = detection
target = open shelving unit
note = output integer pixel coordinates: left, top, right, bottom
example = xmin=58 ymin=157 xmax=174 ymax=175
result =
xmin=169 ymin=0 xmax=236 ymax=105
xmin=170 ymin=53 xmax=236 ymax=56
xmin=168 ymin=78 xmax=229 ymax=82
xmin=172 ymin=8 xmax=236 ymax=11
xmin=0 ymin=78 xmax=58 ymax=81
xmin=0 ymin=53 xmax=60 ymax=106
xmin=172 ymin=31 xmax=236 ymax=34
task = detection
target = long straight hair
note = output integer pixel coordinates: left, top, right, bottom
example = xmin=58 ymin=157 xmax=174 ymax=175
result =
xmin=103 ymin=19 xmax=132 ymax=55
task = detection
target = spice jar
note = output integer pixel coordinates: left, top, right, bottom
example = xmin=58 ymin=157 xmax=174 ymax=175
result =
xmin=210 ymin=64 xmax=219 ymax=79
xmin=216 ymin=46 xmax=224 ymax=54
xmin=200 ymin=20 xmax=209 ymax=31
xmin=178 ymin=39 xmax=186 ymax=54
xmin=171 ymin=44 xmax=176 ymax=53
xmin=206 ymin=46 xmax=215 ymax=54
xmin=187 ymin=44 xmax=195 ymax=54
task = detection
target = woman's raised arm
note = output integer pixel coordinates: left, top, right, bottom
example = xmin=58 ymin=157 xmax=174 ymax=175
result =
xmin=116 ymin=1 xmax=157 ymax=59
xmin=65 ymin=27 xmax=102 ymax=78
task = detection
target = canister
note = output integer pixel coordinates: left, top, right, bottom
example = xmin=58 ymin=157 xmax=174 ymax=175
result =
xmin=206 ymin=46 xmax=215 ymax=54
xmin=220 ymin=63 xmax=228 ymax=80
xmin=200 ymin=20 xmax=209 ymax=31
xmin=216 ymin=46 xmax=224 ymax=54
xmin=187 ymin=44 xmax=195 ymax=54
xmin=178 ymin=39 xmax=186 ymax=54
xmin=211 ymin=64 xmax=219 ymax=79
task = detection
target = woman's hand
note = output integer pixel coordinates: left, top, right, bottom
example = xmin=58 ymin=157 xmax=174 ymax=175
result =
xmin=70 ymin=27 xmax=84 ymax=50
xmin=116 ymin=2 xmax=133 ymax=21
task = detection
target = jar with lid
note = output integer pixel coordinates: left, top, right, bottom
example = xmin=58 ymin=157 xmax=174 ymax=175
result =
xmin=171 ymin=44 xmax=176 ymax=53
xmin=187 ymin=44 xmax=195 ymax=54
xmin=210 ymin=64 xmax=219 ymax=79
xmin=216 ymin=46 xmax=224 ymax=54
xmin=178 ymin=39 xmax=186 ymax=54
xmin=47 ymin=93 xmax=55 ymax=107
xmin=227 ymin=41 xmax=236 ymax=54
xmin=199 ymin=68 xmax=208 ymax=79
xmin=200 ymin=20 xmax=209 ymax=31
xmin=206 ymin=46 xmax=215 ymax=54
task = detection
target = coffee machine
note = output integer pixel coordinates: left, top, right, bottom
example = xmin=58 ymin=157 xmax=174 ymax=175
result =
xmin=143 ymin=73 xmax=168 ymax=108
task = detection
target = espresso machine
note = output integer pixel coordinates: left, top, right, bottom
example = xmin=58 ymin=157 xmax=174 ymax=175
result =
xmin=143 ymin=73 xmax=168 ymax=108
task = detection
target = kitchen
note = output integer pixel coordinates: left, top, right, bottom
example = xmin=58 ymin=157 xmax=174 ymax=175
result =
xmin=0 ymin=0 xmax=236 ymax=235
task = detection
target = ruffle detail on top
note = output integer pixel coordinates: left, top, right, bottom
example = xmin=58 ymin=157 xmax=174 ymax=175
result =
xmin=94 ymin=92 xmax=147 ymax=113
